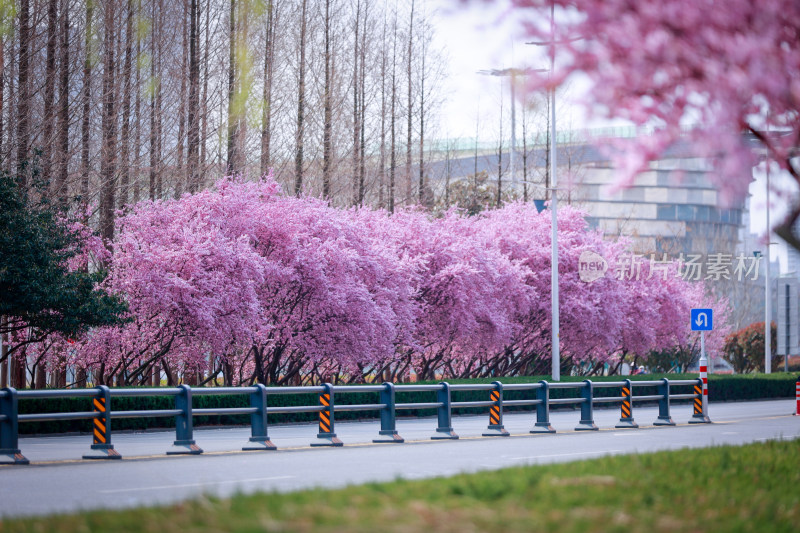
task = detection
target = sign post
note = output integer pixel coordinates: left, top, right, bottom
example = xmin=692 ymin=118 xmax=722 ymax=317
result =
xmin=691 ymin=309 xmax=713 ymax=419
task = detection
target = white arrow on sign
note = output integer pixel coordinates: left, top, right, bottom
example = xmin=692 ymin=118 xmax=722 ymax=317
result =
xmin=695 ymin=312 xmax=708 ymax=328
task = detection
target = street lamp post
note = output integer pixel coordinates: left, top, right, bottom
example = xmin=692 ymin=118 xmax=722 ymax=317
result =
xmin=527 ymin=3 xmax=560 ymax=380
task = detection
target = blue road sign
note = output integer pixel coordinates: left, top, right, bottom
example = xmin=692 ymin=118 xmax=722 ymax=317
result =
xmin=691 ymin=308 xmax=713 ymax=331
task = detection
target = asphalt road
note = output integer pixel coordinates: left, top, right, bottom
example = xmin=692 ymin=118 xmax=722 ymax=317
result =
xmin=1 ymin=399 xmax=797 ymax=518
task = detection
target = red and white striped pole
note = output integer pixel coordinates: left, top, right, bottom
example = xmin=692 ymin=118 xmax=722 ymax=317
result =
xmin=794 ymin=377 xmax=799 ymax=416
xmin=699 ymin=332 xmax=709 ymax=417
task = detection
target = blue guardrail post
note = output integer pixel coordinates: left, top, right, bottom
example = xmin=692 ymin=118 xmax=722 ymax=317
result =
xmin=167 ymin=385 xmax=203 ymax=454
xmin=575 ymin=379 xmax=599 ymax=431
xmin=243 ymin=384 xmax=277 ymax=450
xmin=431 ymin=382 xmax=459 ymax=439
xmin=0 ymin=388 xmax=29 ymax=465
xmin=615 ymin=379 xmax=638 ymax=428
xmin=312 ymin=383 xmax=343 ymax=446
xmin=373 ymin=382 xmax=404 ymax=443
xmin=531 ymin=381 xmax=555 ymax=433
xmin=83 ymin=385 xmax=122 ymax=459
xmin=482 ymin=381 xmax=510 ymax=436
xmin=654 ymin=378 xmax=676 ymax=426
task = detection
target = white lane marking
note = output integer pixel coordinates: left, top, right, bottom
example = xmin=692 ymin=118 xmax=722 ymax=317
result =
xmin=98 ymin=476 xmax=294 ymax=494
xmin=755 ymin=436 xmax=800 ymax=442
xmin=507 ymin=450 xmax=623 ymax=461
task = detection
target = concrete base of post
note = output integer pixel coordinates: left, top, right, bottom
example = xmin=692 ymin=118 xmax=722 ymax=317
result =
xmin=615 ymin=418 xmax=639 ymax=429
xmin=0 ymin=450 xmax=29 ymax=465
xmin=431 ymin=428 xmax=459 ymax=440
xmin=575 ymin=420 xmax=599 ymax=431
xmin=167 ymin=441 xmax=203 ymax=455
xmin=373 ymin=430 xmax=404 ymax=443
xmin=311 ymin=433 xmax=343 ymax=447
xmin=82 ymin=443 xmax=122 ymax=460
xmin=530 ymin=422 xmax=556 ymax=434
xmin=482 ymin=424 xmax=510 ymax=437
xmin=653 ymin=416 xmax=676 ymax=426
xmin=688 ymin=413 xmax=711 ymax=424
xmin=242 ymin=437 xmax=277 ymax=451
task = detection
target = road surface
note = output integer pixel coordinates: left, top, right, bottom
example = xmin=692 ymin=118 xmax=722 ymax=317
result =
xmin=1 ymin=399 xmax=797 ymax=518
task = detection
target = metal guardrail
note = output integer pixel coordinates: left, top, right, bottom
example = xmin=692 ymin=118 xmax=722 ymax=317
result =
xmin=0 ymin=378 xmax=709 ymax=465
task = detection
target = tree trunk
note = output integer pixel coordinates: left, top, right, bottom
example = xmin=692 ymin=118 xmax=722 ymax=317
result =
xmin=99 ymin=1 xmax=118 ymax=243
xmin=43 ymin=0 xmax=58 ymax=196
xmin=16 ymin=0 xmax=31 ymax=187
xmin=175 ymin=3 xmax=188 ymax=198
xmin=56 ymin=0 xmax=70 ymax=204
xmin=226 ymin=0 xmax=238 ymax=175
xmin=200 ymin=0 xmax=210 ymax=186
xmin=322 ymin=0 xmax=332 ymax=198
xmin=118 ymin=0 xmax=133 ymax=210
xmin=81 ymin=1 xmax=94 ymax=216
xmin=405 ymin=0 xmax=415 ymax=205
xmin=294 ymin=0 xmax=307 ymax=195
xmin=187 ymin=0 xmax=200 ymax=193
xmin=389 ymin=10 xmax=398 ymax=213
xmin=350 ymin=0 xmax=360 ymax=205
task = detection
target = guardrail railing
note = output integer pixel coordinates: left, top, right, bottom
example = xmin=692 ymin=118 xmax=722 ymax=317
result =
xmin=0 ymin=377 xmax=709 ymax=465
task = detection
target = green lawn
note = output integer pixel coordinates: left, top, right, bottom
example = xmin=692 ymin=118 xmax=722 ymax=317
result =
xmin=4 ymin=439 xmax=799 ymax=533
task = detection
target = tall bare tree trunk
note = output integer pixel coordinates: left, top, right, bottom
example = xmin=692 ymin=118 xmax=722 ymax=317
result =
xmin=16 ymin=0 xmax=31 ymax=187
xmin=294 ymin=0 xmax=307 ymax=195
xmin=405 ymin=0 xmax=414 ymax=205
xmin=259 ymin=0 xmax=275 ymax=177
xmin=81 ymin=1 xmax=94 ymax=216
xmin=378 ymin=12 xmax=387 ymax=208
xmin=149 ymin=0 xmax=159 ymax=200
xmin=133 ymin=1 xmax=141 ymax=203
xmin=350 ymin=0 xmax=360 ymax=205
xmin=322 ymin=0 xmax=332 ymax=198
xmin=43 ymin=0 xmax=58 ymax=195
xmin=56 ymin=0 xmax=70 ymax=204
xmin=187 ymin=0 xmax=200 ymax=193
xmin=200 ymin=0 xmax=210 ymax=186
xmin=99 ymin=1 xmax=118 ymax=242
xmin=175 ymin=3 xmax=188 ymax=198
xmin=358 ymin=2 xmax=368 ymax=206
xmin=226 ymin=0 xmax=238 ymax=175
xmin=389 ymin=8 xmax=397 ymax=213
xmin=119 ymin=0 xmax=134 ymax=209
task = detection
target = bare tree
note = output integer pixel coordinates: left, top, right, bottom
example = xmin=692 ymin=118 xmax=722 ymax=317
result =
xmin=294 ymin=0 xmax=308 ymax=195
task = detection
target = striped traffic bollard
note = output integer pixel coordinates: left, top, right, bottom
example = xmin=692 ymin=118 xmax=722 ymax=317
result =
xmin=794 ymin=377 xmax=799 ymax=416
xmin=482 ymin=381 xmax=510 ymax=437
xmin=0 ymin=388 xmax=29 ymax=465
xmin=83 ymin=385 xmax=121 ymax=460
xmin=689 ymin=378 xmax=711 ymax=423
xmin=312 ymin=383 xmax=343 ymax=447
xmin=615 ymin=379 xmax=638 ymax=428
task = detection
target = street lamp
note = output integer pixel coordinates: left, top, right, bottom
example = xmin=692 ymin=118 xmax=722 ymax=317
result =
xmin=477 ymin=67 xmax=545 ymax=196
xmin=528 ymin=2 xmax=561 ymax=380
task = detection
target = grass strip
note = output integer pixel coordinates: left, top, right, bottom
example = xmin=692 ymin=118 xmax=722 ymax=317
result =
xmin=3 ymin=439 xmax=799 ymax=533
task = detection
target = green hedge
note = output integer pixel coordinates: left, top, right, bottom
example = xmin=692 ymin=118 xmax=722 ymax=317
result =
xmin=15 ymin=373 xmax=798 ymax=435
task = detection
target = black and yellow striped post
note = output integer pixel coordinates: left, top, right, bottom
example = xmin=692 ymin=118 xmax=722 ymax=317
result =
xmin=688 ymin=379 xmax=711 ymax=423
xmin=312 ymin=383 xmax=343 ymax=447
xmin=482 ymin=381 xmax=510 ymax=436
xmin=615 ymin=379 xmax=638 ymax=428
xmin=83 ymin=385 xmax=121 ymax=460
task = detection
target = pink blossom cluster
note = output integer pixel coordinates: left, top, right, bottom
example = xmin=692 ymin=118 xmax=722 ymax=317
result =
xmin=41 ymin=175 xmax=728 ymax=385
